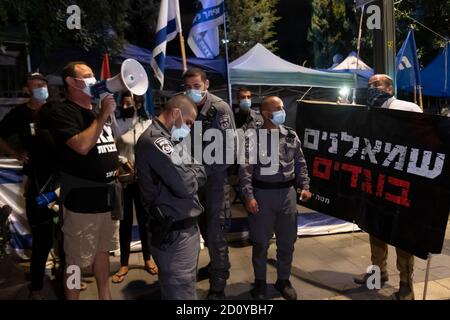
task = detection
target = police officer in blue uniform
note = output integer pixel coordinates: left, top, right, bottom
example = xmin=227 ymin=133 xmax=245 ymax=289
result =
xmin=135 ymin=95 xmax=206 ymax=300
xmin=234 ymin=87 xmax=264 ymax=130
xmin=239 ymin=96 xmax=312 ymax=300
xmin=183 ymin=68 xmax=236 ymax=299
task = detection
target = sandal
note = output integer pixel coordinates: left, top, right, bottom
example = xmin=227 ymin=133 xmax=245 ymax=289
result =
xmin=112 ymin=270 xmax=128 ymax=284
xmin=144 ymin=261 xmax=158 ymax=275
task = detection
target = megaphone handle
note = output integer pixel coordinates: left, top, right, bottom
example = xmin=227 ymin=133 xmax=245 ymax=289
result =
xmin=99 ymin=92 xmax=115 ymax=125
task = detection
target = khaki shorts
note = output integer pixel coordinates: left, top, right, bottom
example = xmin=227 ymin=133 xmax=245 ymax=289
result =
xmin=62 ymin=207 xmax=119 ymax=268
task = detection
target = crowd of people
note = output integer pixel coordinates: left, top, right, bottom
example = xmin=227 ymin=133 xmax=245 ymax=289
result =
xmin=0 ymin=62 xmax=421 ymax=300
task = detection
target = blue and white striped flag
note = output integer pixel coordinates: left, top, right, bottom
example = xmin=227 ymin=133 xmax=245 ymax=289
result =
xmin=187 ymin=0 xmax=224 ymax=59
xmin=151 ymin=0 xmax=182 ymax=89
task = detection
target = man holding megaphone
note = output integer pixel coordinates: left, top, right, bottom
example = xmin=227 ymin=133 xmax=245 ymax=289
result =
xmin=42 ymin=59 xmax=148 ymax=300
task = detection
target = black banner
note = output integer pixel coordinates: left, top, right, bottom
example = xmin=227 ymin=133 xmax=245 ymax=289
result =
xmin=296 ymin=101 xmax=450 ymax=259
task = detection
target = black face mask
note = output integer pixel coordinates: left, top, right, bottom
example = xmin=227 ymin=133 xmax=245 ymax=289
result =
xmin=121 ymin=106 xmax=135 ymax=119
xmin=367 ymin=87 xmax=393 ymax=107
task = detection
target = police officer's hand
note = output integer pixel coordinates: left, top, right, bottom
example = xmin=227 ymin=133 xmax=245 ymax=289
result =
xmin=299 ymin=189 xmax=312 ymax=202
xmin=245 ymin=199 xmax=259 ymax=215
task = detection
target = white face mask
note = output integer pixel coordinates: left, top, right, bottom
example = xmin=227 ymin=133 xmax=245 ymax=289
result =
xmin=81 ymin=77 xmax=97 ymax=97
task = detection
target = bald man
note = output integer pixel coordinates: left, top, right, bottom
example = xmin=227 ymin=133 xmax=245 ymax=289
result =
xmin=353 ymin=74 xmax=422 ymax=300
xmin=366 ymin=74 xmax=422 ymax=112
xmin=239 ymin=96 xmax=311 ymax=300
xmin=135 ymin=95 xmax=206 ymax=300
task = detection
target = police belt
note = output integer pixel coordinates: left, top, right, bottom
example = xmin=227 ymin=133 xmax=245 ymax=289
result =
xmin=252 ymin=179 xmax=295 ymax=189
xmin=170 ymin=217 xmax=198 ymax=231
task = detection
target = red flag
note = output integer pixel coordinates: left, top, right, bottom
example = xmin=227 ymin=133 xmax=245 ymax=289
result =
xmin=100 ymin=52 xmax=111 ymax=80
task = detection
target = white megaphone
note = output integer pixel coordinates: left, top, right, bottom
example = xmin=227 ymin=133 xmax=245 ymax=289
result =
xmin=90 ymin=58 xmax=149 ymax=98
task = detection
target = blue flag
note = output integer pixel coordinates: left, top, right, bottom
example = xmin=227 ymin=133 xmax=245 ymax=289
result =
xmin=187 ymin=0 xmax=224 ymax=59
xmin=151 ymin=0 xmax=182 ymax=89
xmin=396 ymin=29 xmax=421 ymax=91
xmin=145 ymin=67 xmax=155 ymax=116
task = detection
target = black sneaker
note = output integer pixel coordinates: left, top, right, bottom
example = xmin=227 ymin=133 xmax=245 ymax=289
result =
xmin=197 ymin=263 xmax=210 ymax=281
xmin=274 ymin=280 xmax=297 ymax=300
xmin=206 ymin=290 xmax=225 ymax=300
xmin=250 ymin=280 xmax=267 ymax=300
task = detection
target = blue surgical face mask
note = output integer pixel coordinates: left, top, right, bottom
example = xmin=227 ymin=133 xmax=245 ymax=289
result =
xmin=171 ymin=123 xmax=191 ymax=142
xmin=270 ymin=109 xmax=286 ymax=126
xmin=186 ymin=89 xmax=206 ymax=104
xmin=32 ymin=87 xmax=48 ymax=102
xmin=239 ymin=98 xmax=251 ymax=110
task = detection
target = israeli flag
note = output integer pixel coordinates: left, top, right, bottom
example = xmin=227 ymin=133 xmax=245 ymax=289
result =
xmin=188 ymin=0 xmax=224 ymax=59
xmin=151 ymin=0 xmax=182 ymax=89
xmin=0 ymin=159 xmax=32 ymax=259
xmin=396 ymin=29 xmax=421 ymax=91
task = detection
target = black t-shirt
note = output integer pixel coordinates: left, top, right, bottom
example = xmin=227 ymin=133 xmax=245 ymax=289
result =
xmin=0 ymin=103 xmax=35 ymax=151
xmin=0 ymin=102 xmax=56 ymax=183
xmin=0 ymin=103 xmax=37 ymax=175
xmin=45 ymin=100 xmax=119 ymax=213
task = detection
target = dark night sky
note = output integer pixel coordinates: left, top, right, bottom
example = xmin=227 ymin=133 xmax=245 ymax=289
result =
xmin=275 ymin=0 xmax=312 ymax=65
xmin=172 ymin=0 xmax=312 ymax=65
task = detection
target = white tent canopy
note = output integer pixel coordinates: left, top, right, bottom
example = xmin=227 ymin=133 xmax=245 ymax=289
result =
xmin=326 ymin=52 xmax=373 ymax=88
xmin=229 ymin=43 xmax=356 ymax=88
xmin=331 ymin=51 xmax=372 ymax=71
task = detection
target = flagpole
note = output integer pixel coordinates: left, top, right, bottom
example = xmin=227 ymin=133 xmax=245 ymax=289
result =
xmin=222 ymin=1 xmax=232 ymax=106
xmin=179 ymin=33 xmax=188 ymax=72
xmin=355 ymin=4 xmax=365 ymax=71
xmin=413 ymin=85 xmax=417 ymax=104
xmin=418 ymin=85 xmax=423 ymax=110
xmin=354 ymin=4 xmax=365 ymax=104
xmin=175 ymin=0 xmax=187 ymax=72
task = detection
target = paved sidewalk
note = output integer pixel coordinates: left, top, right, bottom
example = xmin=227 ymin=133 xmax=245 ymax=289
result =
xmin=4 ymin=205 xmax=450 ymax=300
xmin=76 ymin=207 xmax=450 ymax=300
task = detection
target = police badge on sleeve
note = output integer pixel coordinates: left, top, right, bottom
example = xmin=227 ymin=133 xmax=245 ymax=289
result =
xmin=218 ymin=114 xmax=231 ymax=130
xmin=154 ymin=137 xmax=174 ymax=155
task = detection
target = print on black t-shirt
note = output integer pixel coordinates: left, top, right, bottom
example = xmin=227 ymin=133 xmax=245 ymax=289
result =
xmin=97 ymin=126 xmax=117 ymax=155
